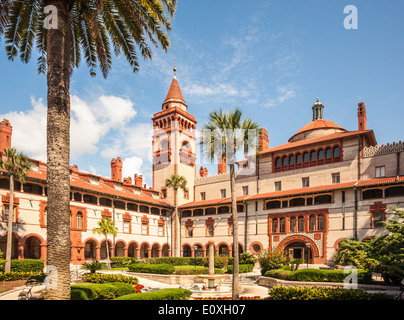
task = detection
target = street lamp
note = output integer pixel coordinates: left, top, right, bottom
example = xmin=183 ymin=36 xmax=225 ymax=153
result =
xmin=305 ymin=243 xmax=311 ymax=269
xmin=193 ymin=245 xmax=198 ymax=273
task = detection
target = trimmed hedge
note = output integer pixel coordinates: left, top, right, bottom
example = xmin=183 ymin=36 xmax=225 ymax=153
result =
xmin=287 ymin=269 xmax=373 ymax=284
xmin=142 ymin=257 xmax=205 ymax=266
xmin=71 ymin=282 xmax=137 ymax=300
xmin=174 ymin=266 xmax=225 ymax=275
xmin=128 ymin=263 xmax=175 ymax=275
xmin=264 ymin=269 xmax=292 ymax=280
xmin=115 ymin=288 xmax=192 ymax=300
xmin=269 ymin=286 xmax=389 ymax=300
xmin=264 ymin=268 xmax=373 ymax=284
xmin=226 ymin=264 xmax=254 ymax=274
xmin=110 ymin=257 xmax=138 ymax=267
xmin=0 ymin=271 xmax=44 ymax=281
xmin=0 ymin=259 xmax=44 ymax=273
xmin=82 ymin=273 xmax=139 ymax=284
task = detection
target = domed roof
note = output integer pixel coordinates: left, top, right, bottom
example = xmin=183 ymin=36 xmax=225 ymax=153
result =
xmin=289 ymin=119 xmax=347 ymax=142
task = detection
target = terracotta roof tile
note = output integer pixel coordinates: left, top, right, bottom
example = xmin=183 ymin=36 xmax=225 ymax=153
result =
xmin=164 ymin=78 xmax=185 ymax=104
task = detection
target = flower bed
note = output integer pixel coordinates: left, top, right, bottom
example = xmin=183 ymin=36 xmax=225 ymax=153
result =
xmin=194 ymin=296 xmax=262 ymax=300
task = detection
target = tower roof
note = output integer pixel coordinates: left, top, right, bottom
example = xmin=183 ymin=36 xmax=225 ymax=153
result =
xmin=164 ymin=77 xmax=185 ymax=105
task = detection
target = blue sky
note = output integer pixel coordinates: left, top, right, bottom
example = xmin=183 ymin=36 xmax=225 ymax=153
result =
xmin=0 ymin=0 xmax=403 ymax=187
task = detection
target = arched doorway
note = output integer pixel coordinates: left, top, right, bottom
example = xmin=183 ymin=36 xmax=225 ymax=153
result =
xmin=162 ymin=244 xmax=170 ymax=257
xmin=151 ymin=243 xmax=160 ymax=257
xmin=218 ymin=243 xmax=229 ymax=256
xmin=140 ymin=243 xmax=150 ymax=258
xmin=100 ymin=240 xmax=112 ymax=260
xmin=84 ymin=239 xmax=97 ymax=260
xmin=0 ymin=233 xmax=19 ymax=259
xmin=284 ymin=242 xmax=313 ymax=264
xmin=182 ymin=244 xmax=191 ymax=257
xmin=128 ymin=242 xmax=138 ymax=259
xmin=115 ymin=241 xmax=126 ymax=257
xmin=23 ymin=236 xmax=41 ymax=259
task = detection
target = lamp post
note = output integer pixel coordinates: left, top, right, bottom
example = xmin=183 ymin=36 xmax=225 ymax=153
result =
xmin=193 ymin=245 xmax=198 ymax=273
xmin=305 ymin=243 xmax=311 ymax=269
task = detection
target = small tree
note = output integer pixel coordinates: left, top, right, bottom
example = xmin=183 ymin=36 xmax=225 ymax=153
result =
xmin=92 ymin=218 xmax=117 ymax=269
xmin=165 ymin=174 xmax=187 ymax=257
xmin=257 ymin=248 xmax=289 ymax=275
xmin=0 ymin=148 xmax=31 ymax=273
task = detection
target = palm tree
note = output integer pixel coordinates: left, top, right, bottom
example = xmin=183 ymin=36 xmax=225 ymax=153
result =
xmin=0 ymin=148 xmax=31 ymax=273
xmin=0 ymin=0 xmax=177 ymax=300
xmin=201 ymin=108 xmax=259 ymax=300
xmin=92 ymin=218 xmax=117 ymax=269
xmin=165 ymin=174 xmax=187 ymax=257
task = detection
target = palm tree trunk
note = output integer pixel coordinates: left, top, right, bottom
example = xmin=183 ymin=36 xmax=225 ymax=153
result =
xmin=5 ymin=174 xmax=14 ymax=273
xmin=45 ymin=0 xmax=72 ymax=300
xmin=173 ymin=188 xmax=179 ymax=257
xmin=230 ymin=163 xmax=240 ymax=300
xmin=105 ymin=235 xmax=111 ymax=269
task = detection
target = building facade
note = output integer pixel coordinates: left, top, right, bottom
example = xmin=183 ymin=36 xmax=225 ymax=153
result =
xmin=0 ymin=76 xmax=403 ymax=265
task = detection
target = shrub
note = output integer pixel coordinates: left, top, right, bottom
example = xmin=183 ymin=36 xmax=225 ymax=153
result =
xmin=174 ymin=266 xmax=224 ymax=275
xmin=81 ymin=260 xmax=105 ymax=273
xmin=239 ymin=253 xmax=258 ymax=265
xmin=264 ymin=268 xmax=292 ymax=280
xmin=110 ymin=257 xmax=138 ymax=267
xmin=0 ymin=271 xmax=44 ymax=281
xmin=286 ymin=268 xmax=373 ymax=284
xmin=257 ymin=249 xmax=289 ymax=275
xmin=0 ymin=259 xmax=44 ymax=273
xmin=115 ymin=288 xmax=192 ymax=300
xmin=70 ymin=282 xmax=137 ymax=300
xmin=269 ymin=286 xmax=389 ymax=300
xmin=142 ymin=257 xmax=205 ymax=266
xmin=226 ymin=264 xmax=254 ymax=274
xmin=128 ymin=263 xmax=175 ymax=275
xmin=82 ymin=273 xmax=138 ymax=284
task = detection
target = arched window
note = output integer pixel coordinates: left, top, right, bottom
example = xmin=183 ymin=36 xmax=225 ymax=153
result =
xmin=279 ymin=217 xmax=286 ymax=233
xmin=77 ymin=212 xmax=83 ymax=229
xmin=290 ymin=216 xmax=296 ymax=232
xmin=298 ymin=216 xmax=304 ymax=232
xmin=310 ymin=150 xmax=316 ymax=161
xmin=333 ymin=146 xmax=340 ymax=157
xmin=303 ymin=152 xmax=309 ymax=162
xmin=317 ymin=214 xmax=325 ymax=231
xmin=272 ymin=218 xmax=278 ymax=233
xmin=318 ymin=149 xmax=324 ymax=160
xmin=282 ymin=156 xmax=287 ymax=166
xmin=275 ymin=157 xmax=281 ymax=167
xmin=296 ymin=153 xmax=301 ymax=164
xmin=325 ymin=148 xmax=332 ymax=158
xmin=309 ymin=215 xmax=316 ymax=231
xmin=289 ymin=155 xmax=294 ymax=165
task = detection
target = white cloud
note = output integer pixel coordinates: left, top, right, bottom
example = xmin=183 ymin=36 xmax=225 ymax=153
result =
xmin=122 ymin=156 xmax=143 ymax=179
xmin=0 ymin=94 xmax=138 ymax=163
xmin=277 ymin=87 xmax=296 ymax=103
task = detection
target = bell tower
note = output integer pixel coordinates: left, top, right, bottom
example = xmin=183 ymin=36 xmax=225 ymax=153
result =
xmin=152 ymin=68 xmax=197 ymax=256
xmin=152 ymin=68 xmax=197 ymax=204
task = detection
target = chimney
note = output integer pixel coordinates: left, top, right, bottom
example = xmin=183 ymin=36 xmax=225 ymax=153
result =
xmin=258 ymin=128 xmax=269 ymax=152
xmin=123 ymin=176 xmax=132 ymax=184
xmin=357 ymin=102 xmax=367 ymax=131
xmin=0 ymin=119 xmax=12 ymax=154
xmin=111 ymin=157 xmax=123 ymax=182
xmin=218 ymin=156 xmax=227 ymax=174
xmin=199 ymin=166 xmax=208 ymax=177
xmin=134 ymin=174 xmax=143 ymax=187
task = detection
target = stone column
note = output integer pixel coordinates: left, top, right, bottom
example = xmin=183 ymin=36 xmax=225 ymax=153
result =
xmin=208 ymin=240 xmax=214 ymax=275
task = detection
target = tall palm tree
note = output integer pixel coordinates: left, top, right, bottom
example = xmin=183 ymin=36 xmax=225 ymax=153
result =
xmin=201 ymin=108 xmax=259 ymax=300
xmin=165 ymin=174 xmax=187 ymax=257
xmin=0 ymin=148 xmax=31 ymax=273
xmin=92 ymin=217 xmax=117 ymax=269
xmin=0 ymin=0 xmax=177 ymax=300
